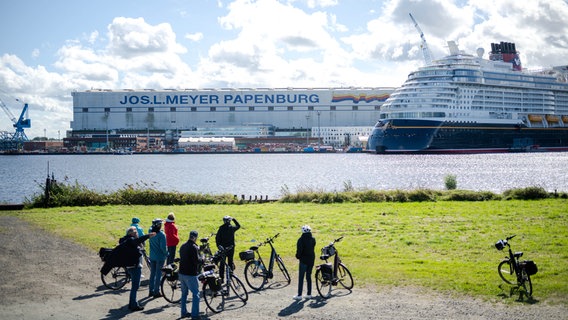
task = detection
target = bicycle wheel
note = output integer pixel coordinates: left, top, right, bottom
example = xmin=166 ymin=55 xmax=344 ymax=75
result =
xmin=337 ymin=263 xmax=354 ymax=290
xmin=315 ymin=268 xmax=332 ymax=299
xmin=519 ymin=269 xmax=533 ymax=297
xmin=160 ymin=275 xmax=181 ymax=303
xmin=202 ymin=281 xmax=225 ymax=313
xmin=244 ymin=260 xmax=267 ymax=291
xmin=498 ymin=260 xmax=516 ymax=285
xmin=101 ymin=266 xmax=128 ymax=290
xmin=229 ymin=274 xmax=249 ymax=302
xmin=275 ymin=255 xmax=291 ymax=284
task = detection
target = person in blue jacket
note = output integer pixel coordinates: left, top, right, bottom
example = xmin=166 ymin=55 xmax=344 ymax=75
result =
xmin=148 ymin=218 xmax=168 ymax=298
xmin=130 ymin=217 xmax=145 ymax=237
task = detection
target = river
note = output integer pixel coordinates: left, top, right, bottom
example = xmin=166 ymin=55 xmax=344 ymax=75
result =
xmin=1 ymin=152 xmax=567 ymax=204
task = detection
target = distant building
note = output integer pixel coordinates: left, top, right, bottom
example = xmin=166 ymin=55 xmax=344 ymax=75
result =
xmin=66 ymin=87 xmax=393 ymax=150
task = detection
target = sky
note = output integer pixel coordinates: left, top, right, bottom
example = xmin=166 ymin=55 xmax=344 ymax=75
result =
xmin=0 ymin=0 xmax=567 ymax=139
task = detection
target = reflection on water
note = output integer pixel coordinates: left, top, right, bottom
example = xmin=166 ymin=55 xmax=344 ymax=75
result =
xmin=1 ymin=153 xmax=567 ymax=203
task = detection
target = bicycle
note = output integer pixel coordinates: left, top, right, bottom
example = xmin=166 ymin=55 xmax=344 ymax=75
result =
xmin=160 ymin=234 xmax=216 ymax=304
xmin=495 ymin=235 xmax=538 ymax=298
xmin=100 ymin=247 xmax=151 ymax=290
xmin=242 ymin=233 xmax=291 ymax=291
xmin=202 ymin=245 xmax=248 ymax=313
xmin=315 ymin=236 xmax=354 ymax=299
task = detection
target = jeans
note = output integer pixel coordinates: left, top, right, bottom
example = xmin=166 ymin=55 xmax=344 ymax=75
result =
xmin=167 ymin=246 xmax=177 ymax=265
xmin=180 ymin=273 xmax=200 ymax=318
xmin=219 ymin=247 xmax=235 ymax=280
xmin=127 ymin=266 xmax=142 ymax=308
xmin=298 ymin=262 xmax=313 ymax=296
xmin=149 ymin=259 xmax=165 ymax=295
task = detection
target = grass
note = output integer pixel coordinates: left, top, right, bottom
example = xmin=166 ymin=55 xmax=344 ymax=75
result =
xmin=2 ymin=199 xmax=567 ymax=304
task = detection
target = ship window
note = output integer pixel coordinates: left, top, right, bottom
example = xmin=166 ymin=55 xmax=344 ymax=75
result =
xmin=170 ymin=107 xmax=176 ymax=112
xmin=249 ymin=107 xmax=255 ymax=111
xmin=268 ymin=106 xmax=274 ymax=111
xmin=191 ymin=107 xmax=197 ymax=112
xmin=126 ymin=107 xmax=132 ymax=112
xmin=210 ymin=107 xmax=216 ymax=111
xmin=352 ymin=106 xmax=358 ymax=111
xmin=104 ymin=107 xmax=111 ymax=113
xmin=288 ymin=106 xmax=293 ymax=111
xmin=82 ymin=108 xmax=88 ymax=112
xmin=330 ymin=106 xmax=336 ymax=111
xmin=148 ymin=107 xmax=154 ymax=112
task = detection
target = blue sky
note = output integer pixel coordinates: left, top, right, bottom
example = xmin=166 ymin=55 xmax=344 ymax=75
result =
xmin=1 ymin=0 xmax=567 ymax=138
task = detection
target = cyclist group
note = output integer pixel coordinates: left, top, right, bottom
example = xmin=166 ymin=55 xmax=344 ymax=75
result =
xmin=106 ymin=214 xmax=320 ymax=319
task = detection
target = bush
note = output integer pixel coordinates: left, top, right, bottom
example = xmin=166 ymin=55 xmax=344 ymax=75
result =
xmin=503 ymin=186 xmax=550 ymax=200
xmin=444 ymin=174 xmax=457 ymax=190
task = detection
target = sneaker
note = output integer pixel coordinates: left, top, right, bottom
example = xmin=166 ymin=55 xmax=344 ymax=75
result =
xmin=293 ymin=295 xmax=302 ymax=301
xmin=129 ymin=305 xmax=144 ymax=312
xmin=304 ymin=295 xmax=313 ymax=299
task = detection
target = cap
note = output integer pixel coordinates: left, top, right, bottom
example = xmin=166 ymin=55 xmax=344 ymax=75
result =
xmin=301 ymin=225 xmax=311 ymax=233
xmin=190 ymin=230 xmax=199 ymax=239
xmin=132 ymin=217 xmax=140 ymax=224
xmin=152 ymin=218 xmax=163 ymax=225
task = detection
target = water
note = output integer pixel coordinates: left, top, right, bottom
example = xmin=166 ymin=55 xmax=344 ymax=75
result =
xmin=1 ymin=153 xmax=567 ymax=204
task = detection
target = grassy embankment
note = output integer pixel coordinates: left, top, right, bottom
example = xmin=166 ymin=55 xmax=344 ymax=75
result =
xmin=2 ymin=200 xmax=567 ymax=304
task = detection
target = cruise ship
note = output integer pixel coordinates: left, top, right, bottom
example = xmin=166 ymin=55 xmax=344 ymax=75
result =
xmin=367 ymin=41 xmax=568 ymax=153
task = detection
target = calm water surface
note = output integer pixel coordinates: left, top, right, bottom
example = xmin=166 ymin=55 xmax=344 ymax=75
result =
xmin=1 ymin=153 xmax=567 ymax=203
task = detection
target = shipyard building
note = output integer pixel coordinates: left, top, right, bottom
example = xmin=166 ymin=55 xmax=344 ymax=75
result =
xmin=65 ymin=87 xmax=393 ymax=152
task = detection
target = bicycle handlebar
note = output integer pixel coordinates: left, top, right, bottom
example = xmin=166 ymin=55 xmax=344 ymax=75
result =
xmin=506 ymin=235 xmax=516 ymax=241
xmin=329 ymin=236 xmax=344 ymax=245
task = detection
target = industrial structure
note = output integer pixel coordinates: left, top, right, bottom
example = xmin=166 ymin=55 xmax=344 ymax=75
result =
xmin=65 ymin=87 xmax=393 ymax=152
xmin=0 ymin=96 xmax=31 ymax=151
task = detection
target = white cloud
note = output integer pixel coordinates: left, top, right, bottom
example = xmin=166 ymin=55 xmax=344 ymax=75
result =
xmin=1 ymin=0 xmax=567 ymax=139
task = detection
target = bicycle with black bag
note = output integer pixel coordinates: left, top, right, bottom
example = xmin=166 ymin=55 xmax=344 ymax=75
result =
xmin=241 ymin=233 xmax=291 ymax=291
xmin=314 ymin=236 xmax=353 ymax=299
xmin=495 ymin=235 xmax=538 ymax=298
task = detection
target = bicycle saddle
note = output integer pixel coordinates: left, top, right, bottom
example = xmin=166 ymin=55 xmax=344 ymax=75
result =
xmin=250 ymin=246 xmax=259 ymax=250
xmin=514 ymin=252 xmax=523 ymax=258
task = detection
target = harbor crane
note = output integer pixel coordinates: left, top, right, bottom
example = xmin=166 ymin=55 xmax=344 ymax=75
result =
xmin=409 ymin=13 xmax=432 ymax=65
xmin=0 ymin=96 xmax=31 ymax=149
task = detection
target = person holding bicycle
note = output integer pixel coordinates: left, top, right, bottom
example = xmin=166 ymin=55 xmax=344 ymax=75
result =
xmin=148 ymin=218 xmax=168 ymax=298
xmin=294 ymin=225 xmax=316 ymax=301
xmin=179 ymin=230 xmax=204 ymax=320
xmin=215 ymin=215 xmax=241 ymax=282
xmin=119 ymin=226 xmax=156 ymax=312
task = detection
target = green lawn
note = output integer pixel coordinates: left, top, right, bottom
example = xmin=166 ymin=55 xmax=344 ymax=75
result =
xmin=3 ymin=200 xmax=567 ymax=304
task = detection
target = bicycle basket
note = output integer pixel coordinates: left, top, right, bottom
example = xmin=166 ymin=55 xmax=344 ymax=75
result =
xmin=494 ymin=240 xmax=506 ymax=251
xmin=521 ymin=260 xmax=538 ymax=276
xmin=98 ymin=247 xmax=113 ymax=262
xmin=239 ymin=250 xmax=254 ymax=261
xmin=321 ymin=245 xmax=336 ymax=257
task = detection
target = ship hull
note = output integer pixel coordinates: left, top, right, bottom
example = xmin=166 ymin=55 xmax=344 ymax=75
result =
xmin=367 ymin=119 xmax=568 ymax=154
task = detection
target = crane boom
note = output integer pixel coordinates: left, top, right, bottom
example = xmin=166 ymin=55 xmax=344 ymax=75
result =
xmin=409 ymin=13 xmax=432 ymax=65
xmin=0 ymin=98 xmax=17 ymax=123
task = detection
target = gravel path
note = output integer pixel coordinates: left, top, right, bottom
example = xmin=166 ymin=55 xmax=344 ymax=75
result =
xmin=0 ymin=216 xmax=566 ymax=320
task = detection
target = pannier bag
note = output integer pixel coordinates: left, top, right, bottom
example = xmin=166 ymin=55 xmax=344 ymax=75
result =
xmin=319 ymin=263 xmax=333 ymax=280
xmin=167 ymin=271 xmax=178 ymax=281
xmin=521 ymin=260 xmax=538 ymax=275
xmin=207 ymin=276 xmax=222 ymax=291
xmin=99 ymin=247 xmax=113 ymax=261
xmin=239 ymin=250 xmax=254 ymax=261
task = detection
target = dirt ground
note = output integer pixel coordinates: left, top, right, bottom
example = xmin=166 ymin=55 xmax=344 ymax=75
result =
xmin=0 ymin=216 xmax=566 ymax=320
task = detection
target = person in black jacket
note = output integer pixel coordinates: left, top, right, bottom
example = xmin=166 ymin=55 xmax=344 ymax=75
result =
xmin=294 ymin=225 xmax=316 ymax=300
xmin=215 ymin=215 xmax=240 ymax=281
xmin=120 ymin=226 xmax=156 ymax=311
xmin=179 ymin=230 xmax=203 ymax=319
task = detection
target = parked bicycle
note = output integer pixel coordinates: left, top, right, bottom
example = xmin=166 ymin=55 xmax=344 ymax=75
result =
xmin=495 ymin=235 xmax=538 ymax=298
xmin=160 ymin=234 xmax=216 ymax=304
xmin=99 ymin=247 xmax=151 ymax=290
xmin=315 ymin=236 xmax=353 ymax=299
xmin=241 ymin=233 xmax=291 ymax=291
xmin=202 ymin=245 xmax=248 ymax=313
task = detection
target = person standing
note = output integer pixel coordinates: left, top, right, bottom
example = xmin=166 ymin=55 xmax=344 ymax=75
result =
xmin=119 ymin=226 xmax=156 ymax=311
xmin=130 ymin=217 xmax=145 ymax=237
xmin=215 ymin=215 xmax=240 ymax=281
xmin=164 ymin=212 xmax=180 ymax=265
xmin=294 ymin=225 xmax=316 ymax=301
xmin=148 ymin=218 xmax=168 ymax=298
xmin=179 ymin=230 xmax=203 ymax=319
